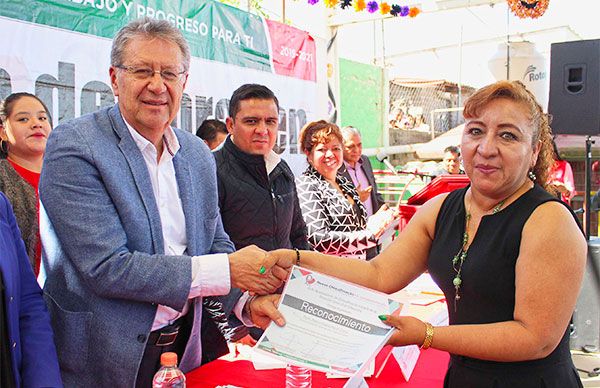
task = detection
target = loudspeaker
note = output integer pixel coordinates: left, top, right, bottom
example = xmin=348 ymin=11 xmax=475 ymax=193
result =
xmin=549 ymin=39 xmax=600 ymax=135
xmin=571 ymin=238 xmax=600 ymax=352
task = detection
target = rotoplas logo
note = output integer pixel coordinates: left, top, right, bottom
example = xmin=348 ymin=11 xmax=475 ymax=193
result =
xmin=523 ymin=64 xmax=546 ymax=82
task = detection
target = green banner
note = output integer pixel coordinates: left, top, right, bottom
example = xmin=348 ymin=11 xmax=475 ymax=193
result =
xmin=0 ymin=0 xmax=270 ymax=71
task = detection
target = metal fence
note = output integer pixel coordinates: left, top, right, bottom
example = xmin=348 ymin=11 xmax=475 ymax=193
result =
xmin=388 ymin=79 xmax=475 ymax=146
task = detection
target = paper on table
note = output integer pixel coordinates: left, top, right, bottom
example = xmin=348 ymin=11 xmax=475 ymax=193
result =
xmin=392 ymin=345 xmax=420 ymax=381
xmin=382 ymin=274 xmax=449 ymax=382
xmin=251 ymin=348 xmax=286 ymax=370
xmin=401 ymin=273 xmax=440 ymax=293
xmin=255 ymin=266 xmax=402 ymax=378
xmin=326 ymin=360 xmax=374 ymax=379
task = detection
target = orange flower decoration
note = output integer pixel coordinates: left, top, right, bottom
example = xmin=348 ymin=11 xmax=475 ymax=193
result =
xmin=324 ymin=0 xmax=338 ymax=8
xmin=353 ymin=0 xmax=366 ymax=12
xmin=408 ymin=7 xmax=420 ymax=17
xmin=507 ymin=0 xmax=549 ymax=19
xmin=380 ymin=2 xmax=391 ymax=14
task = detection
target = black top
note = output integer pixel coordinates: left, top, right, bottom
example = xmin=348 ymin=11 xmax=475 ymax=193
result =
xmin=428 ymin=185 xmax=582 ymax=387
xmin=0 ymin=268 xmax=16 ymax=388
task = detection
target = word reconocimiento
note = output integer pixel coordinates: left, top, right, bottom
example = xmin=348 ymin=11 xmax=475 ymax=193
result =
xmin=300 ymin=301 xmax=373 ymax=333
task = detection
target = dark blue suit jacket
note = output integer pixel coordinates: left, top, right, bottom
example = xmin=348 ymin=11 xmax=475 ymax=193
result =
xmin=0 ymin=192 xmax=62 ymax=387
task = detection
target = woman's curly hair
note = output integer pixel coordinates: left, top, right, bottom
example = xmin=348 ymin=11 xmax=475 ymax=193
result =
xmin=463 ymin=80 xmax=554 ymax=192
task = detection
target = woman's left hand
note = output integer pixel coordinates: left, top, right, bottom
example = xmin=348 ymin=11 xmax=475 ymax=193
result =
xmin=379 ymin=315 xmax=429 ymax=348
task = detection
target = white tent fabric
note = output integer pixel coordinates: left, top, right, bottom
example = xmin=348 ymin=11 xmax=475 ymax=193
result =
xmin=415 ymin=125 xmax=464 ymax=160
xmin=414 ymin=130 xmax=600 ymax=161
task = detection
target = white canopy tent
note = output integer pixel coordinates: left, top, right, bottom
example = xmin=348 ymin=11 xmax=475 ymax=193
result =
xmin=415 ymin=124 xmax=464 ymax=159
xmin=248 ymin=1 xmax=600 ymax=85
xmin=328 ymin=0 xmax=600 ymax=89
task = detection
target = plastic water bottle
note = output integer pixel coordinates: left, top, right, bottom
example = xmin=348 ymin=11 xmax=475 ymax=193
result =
xmin=152 ymin=352 xmax=186 ymax=388
xmin=285 ymin=364 xmax=312 ymax=388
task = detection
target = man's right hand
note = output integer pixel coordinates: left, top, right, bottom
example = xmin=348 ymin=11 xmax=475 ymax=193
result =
xmin=249 ymin=294 xmax=285 ymax=329
xmin=229 ymin=245 xmax=286 ymax=295
xmin=357 ymin=184 xmax=373 ymax=203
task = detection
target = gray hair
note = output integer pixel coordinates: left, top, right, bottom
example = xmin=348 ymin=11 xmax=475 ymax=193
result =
xmin=444 ymin=145 xmax=461 ymax=156
xmin=111 ymin=17 xmax=191 ymax=71
xmin=341 ymin=125 xmax=361 ymax=139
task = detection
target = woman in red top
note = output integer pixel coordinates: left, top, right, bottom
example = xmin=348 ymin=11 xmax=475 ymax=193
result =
xmin=548 ymin=139 xmax=575 ymax=205
xmin=0 ymin=93 xmax=52 ymax=275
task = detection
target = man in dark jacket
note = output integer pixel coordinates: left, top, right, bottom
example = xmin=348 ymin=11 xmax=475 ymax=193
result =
xmin=214 ymin=85 xmax=309 ymax=339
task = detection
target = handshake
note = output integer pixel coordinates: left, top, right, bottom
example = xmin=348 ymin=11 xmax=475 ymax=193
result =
xmin=228 ymin=245 xmax=297 ymax=295
xmin=228 ymin=246 xmax=299 ymax=328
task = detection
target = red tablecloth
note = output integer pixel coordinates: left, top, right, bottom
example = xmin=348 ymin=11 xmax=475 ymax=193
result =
xmin=186 ymin=346 xmax=449 ymax=387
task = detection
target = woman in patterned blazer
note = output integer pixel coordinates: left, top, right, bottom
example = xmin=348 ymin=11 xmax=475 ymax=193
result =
xmin=296 ymin=120 xmax=393 ymax=260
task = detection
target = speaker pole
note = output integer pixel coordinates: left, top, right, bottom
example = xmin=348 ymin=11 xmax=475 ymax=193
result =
xmin=505 ymin=7 xmax=510 ymax=79
xmin=586 ymin=136 xmax=594 ymax=240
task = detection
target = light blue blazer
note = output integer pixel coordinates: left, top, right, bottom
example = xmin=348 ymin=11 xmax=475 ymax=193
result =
xmin=39 ymin=105 xmax=236 ymax=387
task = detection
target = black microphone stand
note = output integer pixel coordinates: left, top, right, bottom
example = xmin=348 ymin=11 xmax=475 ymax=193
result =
xmin=585 ymin=136 xmax=594 ymax=239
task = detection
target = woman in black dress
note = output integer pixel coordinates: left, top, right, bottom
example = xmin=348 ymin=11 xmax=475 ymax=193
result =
xmin=271 ymin=81 xmax=586 ymax=387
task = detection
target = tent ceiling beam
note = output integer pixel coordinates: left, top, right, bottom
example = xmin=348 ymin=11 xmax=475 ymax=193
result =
xmin=433 ymin=0 xmax=505 ymax=11
xmin=381 ymin=25 xmax=582 ymax=62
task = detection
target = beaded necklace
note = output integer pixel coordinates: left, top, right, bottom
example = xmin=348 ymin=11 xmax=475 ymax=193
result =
xmin=451 ymin=197 xmax=505 ymax=312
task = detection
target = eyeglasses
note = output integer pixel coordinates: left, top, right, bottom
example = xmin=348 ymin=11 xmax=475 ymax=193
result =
xmin=115 ymin=65 xmax=187 ymax=83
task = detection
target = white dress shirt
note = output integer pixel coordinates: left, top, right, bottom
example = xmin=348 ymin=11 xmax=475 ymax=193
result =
xmin=123 ymin=120 xmax=248 ymax=331
xmin=264 ymin=149 xmax=281 ymax=175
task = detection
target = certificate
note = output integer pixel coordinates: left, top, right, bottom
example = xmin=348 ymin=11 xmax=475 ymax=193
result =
xmin=255 ymin=266 xmax=402 ymax=377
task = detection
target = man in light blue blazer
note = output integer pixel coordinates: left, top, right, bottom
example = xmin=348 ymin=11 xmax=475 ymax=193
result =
xmin=39 ymin=18 xmax=287 ymax=387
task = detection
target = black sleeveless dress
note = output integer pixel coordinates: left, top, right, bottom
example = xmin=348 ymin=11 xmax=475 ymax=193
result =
xmin=428 ymin=185 xmax=582 ymax=388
